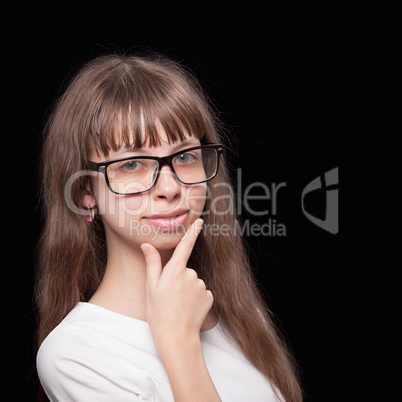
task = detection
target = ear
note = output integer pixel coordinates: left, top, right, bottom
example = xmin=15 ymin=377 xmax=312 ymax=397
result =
xmin=81 ymin=193 xmax=97 ymax=209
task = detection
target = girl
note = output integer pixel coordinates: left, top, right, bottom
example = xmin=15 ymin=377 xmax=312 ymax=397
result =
xmin=36 ymin=54 xmax=302 ymax=401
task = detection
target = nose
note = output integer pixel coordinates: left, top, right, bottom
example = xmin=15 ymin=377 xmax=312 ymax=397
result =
xmin=152 ymin=165 xmax=182 ymax=201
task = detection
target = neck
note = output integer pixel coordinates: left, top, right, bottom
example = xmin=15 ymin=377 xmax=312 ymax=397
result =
xmin=89 ymin=233 xmax=174 ymax=321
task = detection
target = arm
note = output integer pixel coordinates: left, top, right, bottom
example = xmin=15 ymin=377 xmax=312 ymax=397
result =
xmin=141 ymin=219 xmax=221 ymax=402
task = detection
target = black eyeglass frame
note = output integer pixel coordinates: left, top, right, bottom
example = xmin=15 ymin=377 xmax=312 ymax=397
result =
xmin=87 ymin=143 xmax=224 ymax=195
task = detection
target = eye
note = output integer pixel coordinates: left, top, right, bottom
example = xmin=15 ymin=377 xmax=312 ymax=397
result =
xmin=175 ymin=153 xmax=197 ymax=164
xmin=121 ymin=160 xmax=143 ymax=171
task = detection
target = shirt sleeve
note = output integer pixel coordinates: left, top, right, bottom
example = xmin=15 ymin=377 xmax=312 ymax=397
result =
xmin=37 ymin=326 xmax=160 ymax=402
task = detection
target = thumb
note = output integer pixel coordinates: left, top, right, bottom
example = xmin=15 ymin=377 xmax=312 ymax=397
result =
xmin=140 ymin=243 xmax=162 ymax=288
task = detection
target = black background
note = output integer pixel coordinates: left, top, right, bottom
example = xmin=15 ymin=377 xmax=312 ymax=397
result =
xmin=18 ymin=18 xmax=350 ymax=401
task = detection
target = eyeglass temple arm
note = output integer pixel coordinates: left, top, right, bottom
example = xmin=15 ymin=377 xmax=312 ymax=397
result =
xmin=87 ymin=161 xmax=102 ymax=171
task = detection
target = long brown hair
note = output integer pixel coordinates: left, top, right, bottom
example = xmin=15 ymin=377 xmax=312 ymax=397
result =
xmin=37 ymin=54 xmax=302 ymax=401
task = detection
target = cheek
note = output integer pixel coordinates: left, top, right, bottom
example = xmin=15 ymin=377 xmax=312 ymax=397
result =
xmin=94 ymin=177 xmax=148 ymax=228
xmin=104 ymin=196 xmax=147 ymax=222
xmin=186 ymin=184 xmax=207 ymax=214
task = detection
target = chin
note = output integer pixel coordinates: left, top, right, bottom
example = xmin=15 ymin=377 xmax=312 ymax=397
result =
xmin=145 ymin=232 xmax=185 ymax=251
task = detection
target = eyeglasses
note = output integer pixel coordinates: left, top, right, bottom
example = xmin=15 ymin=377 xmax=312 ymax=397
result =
xmin=87 ymin=143 xmax=223 ymax=195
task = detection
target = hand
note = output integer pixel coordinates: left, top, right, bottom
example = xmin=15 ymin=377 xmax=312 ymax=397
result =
xmin=140 ymin=219 xmax=213 ymax=356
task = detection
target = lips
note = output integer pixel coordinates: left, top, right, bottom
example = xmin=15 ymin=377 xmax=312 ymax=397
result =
xmin=144 ymin=209 xmax=189 ymax=229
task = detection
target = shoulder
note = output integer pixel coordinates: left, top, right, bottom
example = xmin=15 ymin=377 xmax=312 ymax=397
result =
xmin=37 ymin=315 xmax=87 ymax=374
xmin=37 ymin=305 xmax=104 ymax=399
xmin=37 ymin=303 xmax=97 ymax=375
xmin=37 ymin=303 xmax=158 ymax=401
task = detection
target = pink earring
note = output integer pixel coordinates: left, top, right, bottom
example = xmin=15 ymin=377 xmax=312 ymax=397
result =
xmin=86 ymin=206 xmax=95 ymax=222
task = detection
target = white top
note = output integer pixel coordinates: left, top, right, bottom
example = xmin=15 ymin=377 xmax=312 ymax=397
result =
xmin=37 ymin=302 xmax=283 ymax=401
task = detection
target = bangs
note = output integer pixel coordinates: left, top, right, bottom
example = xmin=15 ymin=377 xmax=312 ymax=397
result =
xmin=84 ymin=56 xmax=215 ymax=157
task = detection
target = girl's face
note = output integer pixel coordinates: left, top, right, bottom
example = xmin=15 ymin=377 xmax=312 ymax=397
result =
xmin=89 ymin=130 xmax=207 ymax=251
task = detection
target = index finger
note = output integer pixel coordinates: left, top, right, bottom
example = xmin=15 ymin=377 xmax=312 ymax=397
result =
xmin=170 ymin=218 xmax=204 ymax=267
